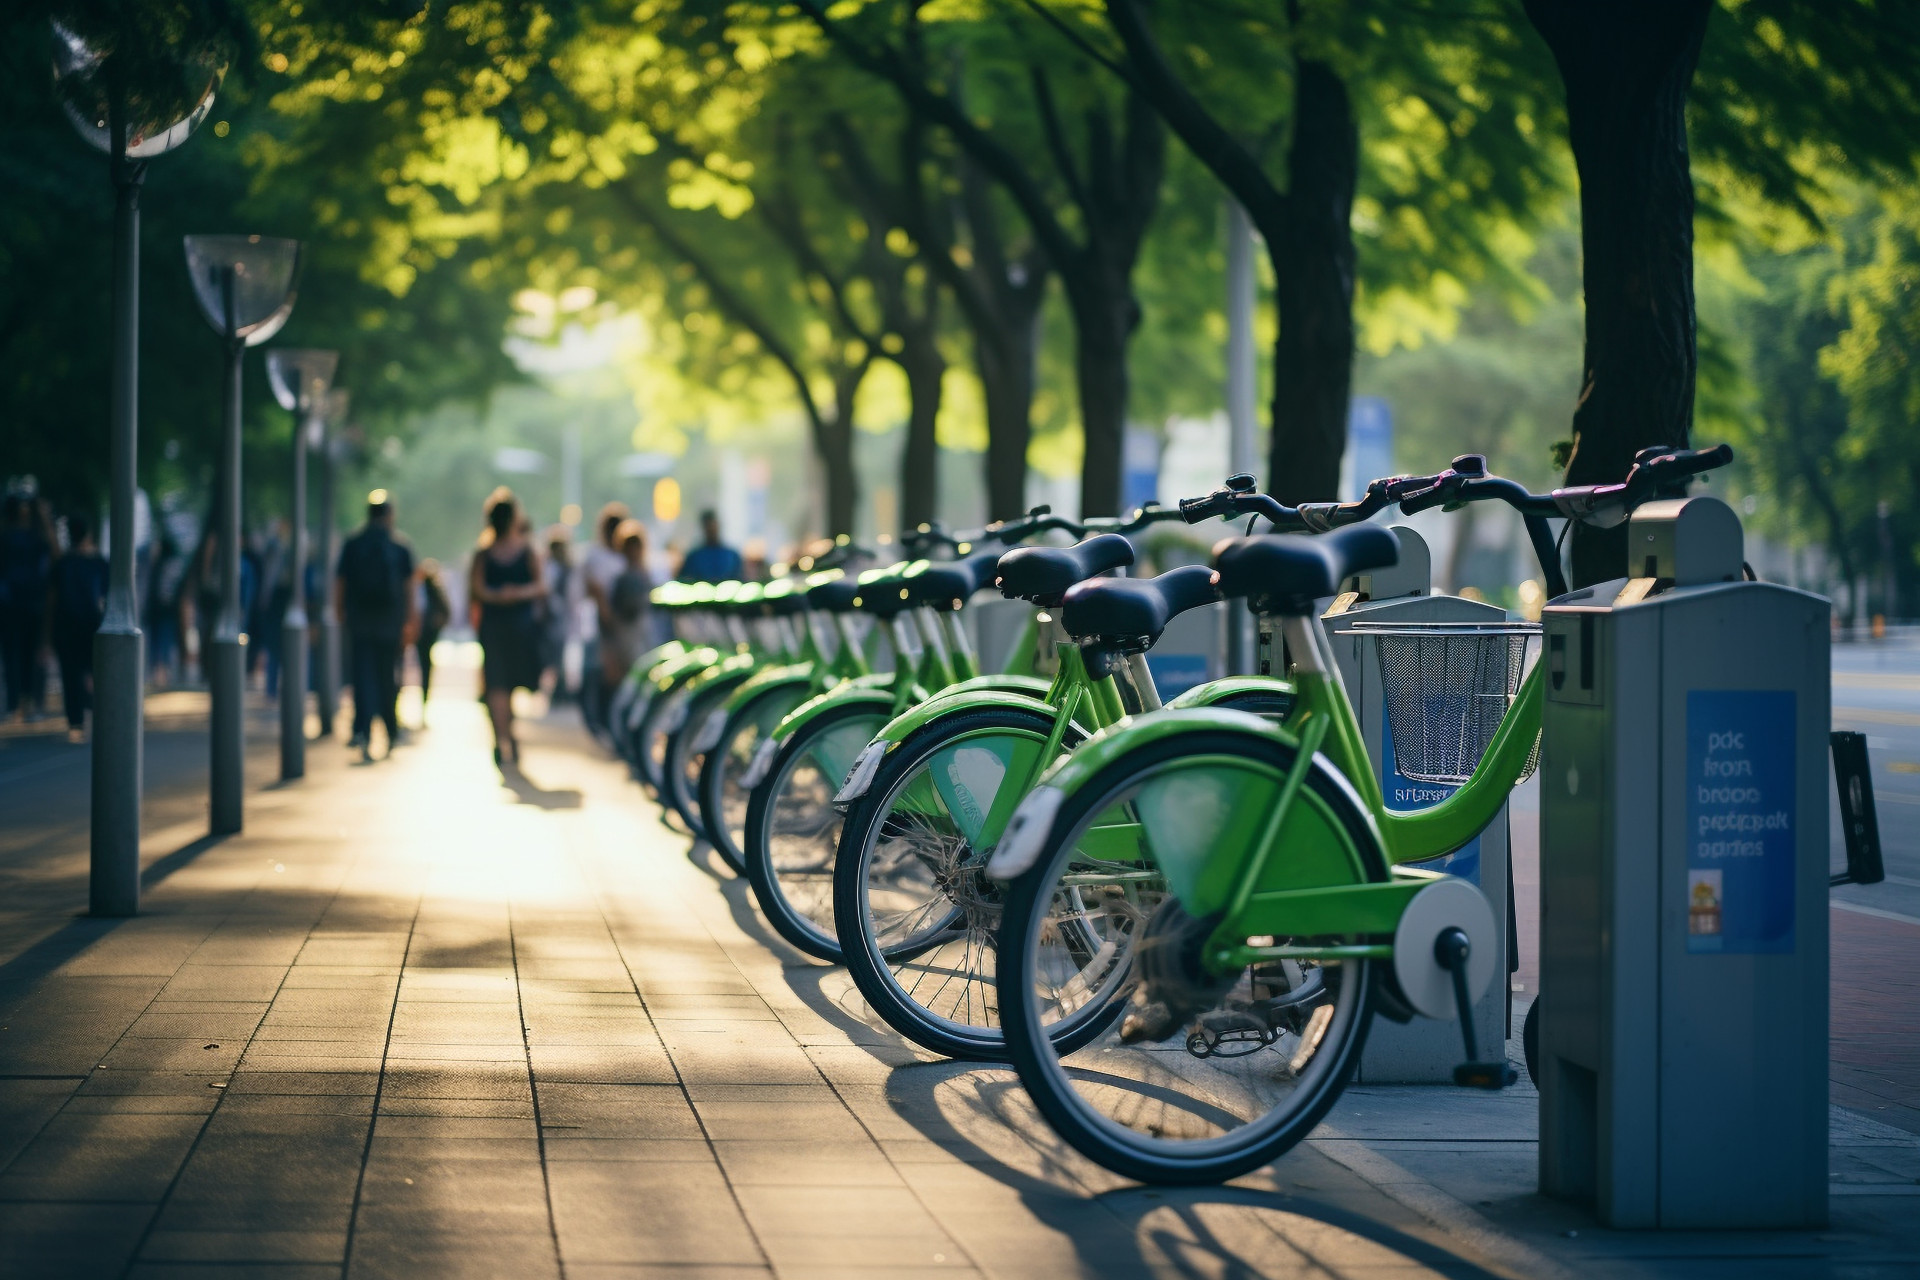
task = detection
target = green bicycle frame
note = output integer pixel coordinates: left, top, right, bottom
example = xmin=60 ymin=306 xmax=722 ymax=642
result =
xmin=1001 ymin=609 xmax=1545 ymax=971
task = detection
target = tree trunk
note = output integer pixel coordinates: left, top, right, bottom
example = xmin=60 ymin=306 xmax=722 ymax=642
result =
xmin=820 ymin=415 xmax=858 ymax=539
xmin=1523 ymin=0 xmax=1712 ymax=587
xmin=1266 ymin=59 xmax=1358 ymax=507
xmin=979 ymin=335 xmax=1034 ymax=522
xmin=898 ymin=339 xmax=944 ymax=529
xmin=1070 ymin=288 xmax=1132 ymax=517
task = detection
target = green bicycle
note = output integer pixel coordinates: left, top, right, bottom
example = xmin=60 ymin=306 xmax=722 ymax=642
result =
xmin=828 ymin=476 xmax=1396 ymax=1060
xmin=987 ymin=444 xmax=1733 ymax=1184
xmin=739 ymin=503 xmax=1198 ymax=962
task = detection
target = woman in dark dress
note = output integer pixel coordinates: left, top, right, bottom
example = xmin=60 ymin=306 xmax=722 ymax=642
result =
xmin=468 ymin=489 xmax=546 ymax=768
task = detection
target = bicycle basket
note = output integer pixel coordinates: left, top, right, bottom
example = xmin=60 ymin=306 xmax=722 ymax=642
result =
xmin=1340 ymin=621 xmax=1542 ymax=786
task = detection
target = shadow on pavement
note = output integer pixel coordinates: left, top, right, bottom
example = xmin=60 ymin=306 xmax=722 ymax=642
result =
xmin=502 ymin=768 xmax=583 ymax=809
xmin=0 ymin=829 xmax=230 ymax=1000
xmin=878 ymin=1059 xmax=1506 ymax=1280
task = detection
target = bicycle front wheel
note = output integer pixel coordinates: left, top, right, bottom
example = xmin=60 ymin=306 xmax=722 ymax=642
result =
xmin=700 ymin=683 xmax=810 ymax=875
xmin=742 ymin=700 xmax=889 ymax=961
xmin=997 ymin=729 xmax=1384 ymax=1184
xmin=835 ymin=705 xmax=1105 ymax=1061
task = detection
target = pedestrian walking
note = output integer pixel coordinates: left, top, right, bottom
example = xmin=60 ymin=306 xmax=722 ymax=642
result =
xmin=677 ymin=509 xmax=744 ymax=583
xmin=470 ymin=489 xmax=547 ymax=770
xmin=579 ymin=502 xmax=630 ymax=744
xmin=541 ymin=526 xmax=576 ymax=703
xmin=334 ymin=490 xmax=417 ymax=764
xmin=599 ymin=518 xmax=653 ymax=698
xmin=414 ymin=558 xmax=451 ymax=727
xmin=0 ymin=493 xmax=54 ymax=721
xmin=49 ymin=512 xmax=107 ymax=744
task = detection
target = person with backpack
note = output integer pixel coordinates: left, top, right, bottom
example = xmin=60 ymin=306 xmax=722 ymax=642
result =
xmin=49 ymin=512 xmax=107 ymax=743
xmin=599 ymin=518 xmax=653 ymax=698
xmin=334 ymin=490 xmax=417 ymax=763
xmin=413 ymin=558 xmax=452 ymax=727
xmin=0 ymin=493 xmax=54 ymax=721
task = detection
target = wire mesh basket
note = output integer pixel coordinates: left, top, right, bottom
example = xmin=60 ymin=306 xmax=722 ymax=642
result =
xmin=1340 ymin=621 xmax=1543 ymax=786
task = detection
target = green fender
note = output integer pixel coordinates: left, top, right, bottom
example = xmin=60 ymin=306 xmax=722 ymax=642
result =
xmin=988 ymin=707 xmax=1391 ymax=925
xmin=867 ymin=678 xmax=1070 ymax=757
xmin=683 ymin=650 xmax=759 ymax=700
xmin=1023 ymin=706 xmax=1296 ymax=798
xmin=1169 ymin=675 xmax=1297 ymax=710
xmin=647 ymin=645 xmax=723 ymax=693
xmin=772 ymin=673 xmax=899 ymax=741
xmin=625 ymin=639 xmax=689 ymax=689
xmin=722 ymin=661 xmax=816 ymax=716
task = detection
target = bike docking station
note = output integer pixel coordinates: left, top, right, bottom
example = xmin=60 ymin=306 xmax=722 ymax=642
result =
xmin=1538 ymin=495 xmax=1831 ymax=1228
xmin=1265 ymin=525 xmax=1523 ymax=1082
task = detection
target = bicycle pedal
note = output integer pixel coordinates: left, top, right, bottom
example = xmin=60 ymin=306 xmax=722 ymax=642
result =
xmin=1185 ymin=1011 xmax=1277 ymax=1059
xmin=1452 ymin=1060 xmax=1518 ymax=1090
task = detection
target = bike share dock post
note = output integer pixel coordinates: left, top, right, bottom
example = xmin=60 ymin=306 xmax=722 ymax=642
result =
xmin=1538 ymin=496 xmax=1830 ymax=1228
xmin=1314 ymin=527 xmax=1515 ymax=1083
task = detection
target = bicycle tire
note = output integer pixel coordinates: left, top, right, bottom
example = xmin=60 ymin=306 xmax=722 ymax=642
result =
xmin=742 ymin=700 xmax=889 ymax=961
xmin=998 ymin=728 xmax=1385 ymax=1184
xmin=834 ymin=704 xmax=1107 ymax=1061
xmin=699 ymin=683 xmax=811 ymax=876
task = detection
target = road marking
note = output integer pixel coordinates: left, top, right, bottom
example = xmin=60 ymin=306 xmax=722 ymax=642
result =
xmin=1835 ymin=671 xmax=1920 ymax=691
xmin=1890 ymin=761 xmax=1920 ymax=773
xmin=1835 ymin=707 xmax=1920 ymax=727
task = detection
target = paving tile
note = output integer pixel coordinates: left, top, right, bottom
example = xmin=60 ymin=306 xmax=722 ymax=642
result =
xmin=138 ymin=1228 xmax=347 ymax=1263
xmin=348 ymin=1230 xmax=559 ymax=1280
xmin=534 ymin=1083 xmax=704 ymax=1139
xmin=98 ymin=1037 xmax=249 ymax=1073
xmin=710 ymin=1139 xmax=902 ymax=1187
xmin=128 ymin=1265 xmax=342 ymax=1280
xmin=225 ymin=1072 xmax=381 ymax=1095
xmin=547 ymin=1161 xmax=762 ymax=1265
xmin=0 ymin=1111 xmax=206 ymax=1201
xmin=148 ymin=1198 xmax=353 ymax=1234
xmin=125 ymin=1011 xmax=269 ymax=1039
xmin=527 ymin=1044 xmax=678 ymax=1083
xmin=0 ymin=1201 xmax=152 ymax=1279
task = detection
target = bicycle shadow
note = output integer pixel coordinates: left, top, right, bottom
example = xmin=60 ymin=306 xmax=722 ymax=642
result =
xmin=873 ymin=1059 xmax=1509 ymax=1280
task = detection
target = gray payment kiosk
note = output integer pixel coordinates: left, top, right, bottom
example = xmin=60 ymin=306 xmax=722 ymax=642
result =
xmin=1309 ymin=527 xmax=1517 ymax=1083
xmin=1537 ymin=496 xmax=1830 ymax=1228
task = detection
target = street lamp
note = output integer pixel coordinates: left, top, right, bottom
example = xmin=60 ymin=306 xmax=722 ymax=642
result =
xmin=53 ymin=22 xmax=219 ymax=917
xmin=183 ymin=235 xmax=301 ymax=836
xmin=316 ymin=388 xmax=352 ymax=736
xmin=266 ymin=349 xmax=338 ymax=781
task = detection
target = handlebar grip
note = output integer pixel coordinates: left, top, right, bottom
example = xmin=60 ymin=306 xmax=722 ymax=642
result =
xmin=1396 ymin=482 xmax=1451 ymax=516
xmin=1666 ymin=442 xmax=1734 ymax=475
xmin=1178 ymin=493 xmax=1230 ymax=523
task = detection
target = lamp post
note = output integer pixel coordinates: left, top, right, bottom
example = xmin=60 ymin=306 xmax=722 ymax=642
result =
xmin=183 ymin=235 xmax=301 ymax=835
xmin=265 ymin=349 xmax=338 ymax=780
xmin=316 ymin=388 xmax=351 ymax=737
xmin=52 ymin=23 xmax=218 ymax=916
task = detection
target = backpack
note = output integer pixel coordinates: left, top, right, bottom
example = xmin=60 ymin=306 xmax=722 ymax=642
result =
xmin=343 ymin=532 xmax=405 ymax=616
xmin=610 ymin=568 xmax=649 ymax=622
xmin=54 ymin=555 xmax=106 ymax=633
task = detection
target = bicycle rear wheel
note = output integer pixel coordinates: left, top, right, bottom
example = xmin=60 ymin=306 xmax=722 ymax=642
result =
xmin=997 ymin=729 xmax=1384 ymax=1184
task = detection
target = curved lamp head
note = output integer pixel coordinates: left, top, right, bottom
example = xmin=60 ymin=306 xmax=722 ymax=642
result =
xmin=183 ymin=235 xmax=300 ymax=342
xmin=245 ymin=295 xmax=297 ymax=349
xmin=51 ymin=21 xmax=221 ymax=159
xmin=266 ymin=349 xmax=339 ymax=415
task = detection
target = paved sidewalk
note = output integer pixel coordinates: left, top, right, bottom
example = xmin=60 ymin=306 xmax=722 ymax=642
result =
xmin=1 ymin=678 xmax=1916 ymax=1278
